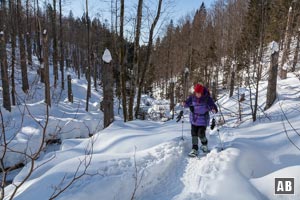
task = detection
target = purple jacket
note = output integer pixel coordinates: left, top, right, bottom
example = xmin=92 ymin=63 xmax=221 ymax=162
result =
xmin=184 ymin=88 xmax=218 ymax=126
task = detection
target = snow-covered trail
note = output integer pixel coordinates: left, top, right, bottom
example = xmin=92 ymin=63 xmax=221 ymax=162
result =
xmin=137 ymin=129 xmax=236 ymax=200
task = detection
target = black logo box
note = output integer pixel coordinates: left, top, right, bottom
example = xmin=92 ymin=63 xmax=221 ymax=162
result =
xmin=275 ymin=178 xmax=295 ymax=195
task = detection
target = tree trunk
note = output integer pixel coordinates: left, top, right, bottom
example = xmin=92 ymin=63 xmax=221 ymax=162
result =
xmin=17 ymin=0 xmax=29 ymax=93
xmin=0 ymin=32 xmax=11 ymax=112
xmin=229 ymin=67 xmax=235 ymax=97
xmin=120 ymin=0 xmax=127 ymax=122
xmin=280 ymin=6 xmax=293 ymax=79
xmin=128 ymin=0 xmax=143 ymax=121
xmin=35 ymin=0 xmax=42 ymax=62
xmin=67 ymin=75 xmax=73 ymax=103
xmin=265 ymin=42 xmax=279 ymax=110
xmin=1 ymin=0 xmax=8 ymax=42
xmin=52 ymin=0 xmax=58 ymax=88
xmin=253 ymin=1 xmax=266 ymax=122
xmin=135 ymin=0 xmax=162 ymax=119
xmin=26 ymin=0 xmax=32 ymax=66
xmin=92 ymin=53 xmax=97 ymax=91
xmin=85 ymin=0 xmax=91 ymax=112
xmin=292 ymin=27 xmax=300 ymax=72
xmin=170 ymin=82 xmax=175 ymax=119
xmin=102 ymin=55 xmax=114 ymax=128
xmin=9 ymin=0 xmax=16 ymax=106
xmin=59 ymin=0 xmax=64 ymax=89
xmin=43 ymin=30 xmax=51 ymax=107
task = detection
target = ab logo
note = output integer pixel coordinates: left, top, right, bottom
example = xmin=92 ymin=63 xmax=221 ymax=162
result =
xmin=275 ymin=178 xmax=294 ymax=195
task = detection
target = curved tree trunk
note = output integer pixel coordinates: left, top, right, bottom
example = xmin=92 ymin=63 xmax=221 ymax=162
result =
xmin=128 ymin=0 xmax=143 ymax=121
xmin=135 ymin=0 xmax=163 ymax=119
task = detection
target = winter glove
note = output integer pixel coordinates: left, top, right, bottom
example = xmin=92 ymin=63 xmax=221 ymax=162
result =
xmin=210 ymin=118 xmax=216 ymax=130
xmin=176 ymin=110 xmax=184 ymax=122
xmin=189 ymin=106 xmax=194 ymax=113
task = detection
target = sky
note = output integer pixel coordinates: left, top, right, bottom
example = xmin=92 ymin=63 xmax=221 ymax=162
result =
xmin=64 ymin=0 xmax=215 ymax=24
xmin=59 ymin=0 xmax=215 ymax=42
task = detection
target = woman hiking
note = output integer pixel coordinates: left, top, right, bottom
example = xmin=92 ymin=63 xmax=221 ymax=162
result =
xmin=183 ymin=83 xmax=218 ymax=157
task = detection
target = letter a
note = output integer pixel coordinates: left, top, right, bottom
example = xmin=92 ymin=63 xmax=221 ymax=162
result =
xmin=277 ymin=181 xmax=284 ymax=192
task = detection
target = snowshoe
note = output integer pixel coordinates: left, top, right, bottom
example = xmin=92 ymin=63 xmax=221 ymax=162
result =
xmin=188 ymin=149 xmax=198 ymax=157
xmin=200 ymin=145 xmax=210 ymax=154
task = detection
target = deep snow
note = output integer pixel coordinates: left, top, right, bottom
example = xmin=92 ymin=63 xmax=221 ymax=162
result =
xmin=3 ymin=72 xmax=300 ymax=200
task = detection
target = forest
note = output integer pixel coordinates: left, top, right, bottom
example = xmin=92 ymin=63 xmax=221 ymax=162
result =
xmin=0 ymin=0 xmax=299 ymax=122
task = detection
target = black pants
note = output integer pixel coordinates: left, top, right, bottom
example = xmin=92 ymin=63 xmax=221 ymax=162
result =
xmin=191 ymin=125 xmax=207 ymax=151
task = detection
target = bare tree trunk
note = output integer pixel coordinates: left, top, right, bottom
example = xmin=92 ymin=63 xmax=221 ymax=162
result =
xmin=237 ymin=79 xmax=242 ymax=122
xmin=9 ymin=0 xmax=16 ymax=106
xmin=102 ymin=50 xmax=114 ymax=128
xmin=265 ymin=42 xmax=279 ymax=110
xmin=229 ymin=64 xmax=235 ymax=97
xmin=292 ymin=26 xmax=300 ymax=72
xmin=128 ymin=0 xmax=143 ymax=121
xmin=43 ymin=30 xmax=51 ymax=107
xmin=52 ymin=0 xmax=58 ymax=88
xmin=135 ymin=0 xmax=162 ymax=119
xmin=59 ymin=0 xmax=64 ymax=89
xmin=26 ymin=0 xmax=32 ymax=66
xmin=0 ymin=32 xmax=11 ymax=112
xmin=246 ymin=59 xmax=254 ymax=118
xmin=73 ymin=47 xmax=80 ymax=79
xmin=92 ymin=53 xmax=97 ymax=90
xmin=170 ymin=82 xmax=175 ymax=119
xmin=85 ymin=0 xmax=91 ymax=111
xmin=120 ymin=0 xmax=127 ymax=122
xmin=183 ymin=69 xmax=189 ymax=101
xmin=253 ymin=0 xmax=266 ymax=122
xmin=67 ymin=75 xmax=73 ymax=103
xmin=280 ymin=6 xmax=293 ymax=79
xmin=17 ymin=0 xmax=29 ymax=93
xmin=1 ymin=0 xmax=8 ymax=43
xmin=35 ymin=0 xmax=42 ymax=62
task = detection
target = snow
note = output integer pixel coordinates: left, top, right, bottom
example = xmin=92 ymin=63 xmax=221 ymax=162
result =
xmin=102 ymin=49 xmax=112 ymax=63
xmin=184 ymin=67 xmax=189 ymax=73
xmin=251 ymin=166 xmax=300 ymax=199
xmin=0 ymin=46 xmax=104 ymax=170
xmin=270 ymin=41 xmax=279 ymax=54
xmin=3 ymin=32 xmax=300 ymax=200
xmin=283 ymin=62 xmax=289 ymax=70
xmin=3 ymin=72 xmax=300 ymax=199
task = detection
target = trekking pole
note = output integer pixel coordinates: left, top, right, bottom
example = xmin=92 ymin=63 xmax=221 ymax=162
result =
xmin=176 ymin=110 xmax=184 ymax=140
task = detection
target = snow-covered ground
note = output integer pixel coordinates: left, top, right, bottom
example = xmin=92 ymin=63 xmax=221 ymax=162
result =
xmin=4 ymin=72 xmax=300 ymax=199
xmin=0 ymin=53 xmax=104 ymax=169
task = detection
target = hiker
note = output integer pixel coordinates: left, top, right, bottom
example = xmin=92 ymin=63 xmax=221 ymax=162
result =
xmin=183 ymin=83 xmax=218 ymax=157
